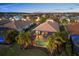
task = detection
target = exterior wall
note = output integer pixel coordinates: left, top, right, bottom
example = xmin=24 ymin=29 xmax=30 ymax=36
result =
xmin=33 ymin=30 xmax=53 ymax=40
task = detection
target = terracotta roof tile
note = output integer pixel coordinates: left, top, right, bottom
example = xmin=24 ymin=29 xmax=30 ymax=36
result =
xmin=0 ymin=20 xmax=32 ymax=30
xmin=66 ymin=23 xmax=79 ymax=34
xmin=33 ymin=20 xmax=60 ymax=32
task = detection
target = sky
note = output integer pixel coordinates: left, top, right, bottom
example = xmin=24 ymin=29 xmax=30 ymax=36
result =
xmin=0 ymin=3 xmax=79 ymax=13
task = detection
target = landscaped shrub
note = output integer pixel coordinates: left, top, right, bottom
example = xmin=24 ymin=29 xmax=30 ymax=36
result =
xmin=5 ymin=30 xmax=19 ymax=44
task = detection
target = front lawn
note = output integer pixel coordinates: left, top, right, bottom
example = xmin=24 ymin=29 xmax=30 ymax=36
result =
xmin=0 ymin=43 xmax=76 ymax=56
xmin=0 ymin=44 xmax=48 ymax=56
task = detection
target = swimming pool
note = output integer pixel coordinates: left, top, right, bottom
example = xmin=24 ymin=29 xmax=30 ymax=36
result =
xmin=70 ymin=35 xmax=79 ymax=52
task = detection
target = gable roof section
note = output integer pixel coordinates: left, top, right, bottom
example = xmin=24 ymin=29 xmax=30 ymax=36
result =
xmin=0 ymin=20 xmax=10 ymax=25
xmin=0 ymin=20 xmax=32 ymax=30
xmin=14 ymin=20 xmax=31 ymax=29
xmin=33 ymin=20 xmax=60 ymax=32
xmin=3 ymin=21 xmax=17 ymax=30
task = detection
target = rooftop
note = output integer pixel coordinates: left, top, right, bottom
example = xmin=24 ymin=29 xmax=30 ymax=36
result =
xmin=0 ymin=19 xmax=32 ymax=30
xmin=66 ymin=23 xmax=79 ymax=34
xmin=33 ymin=19 xmax=60 ymax=32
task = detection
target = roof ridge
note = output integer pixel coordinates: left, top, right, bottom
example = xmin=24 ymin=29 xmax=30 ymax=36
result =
xmin=47 ymin=22 xmax=59 ymax=32
xmin=33 ymin=21 xmax=59 ymax=32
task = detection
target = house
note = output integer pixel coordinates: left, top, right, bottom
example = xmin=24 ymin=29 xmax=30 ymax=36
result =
xmin=65 ymin=23 xmax=79 ymax=35
xmin=32 ymin=19 xmax=60 ymax=47
xmin=65 ymin=23 xmax=79 ymax=53
xmin=69 ymin=16 xmax=79 ymax=23
xmin=0 ymin=17 xmax=33 ymax=43
xmin=0 ymin=17 xmax=33 ymax=31
xmin=0 ymin=20 xmax=12 ymax=35
xmin=33 ymin=19 xmax=59 ymax=32
xmin=0 ymin=20 xmax=12 ymax=43
xmin=42 ymin=14 xmax=46 ymax=18
xmin=75 ymin=16 xmax=79 ymax=23
xmin=65 ymin=22 xmax=79 ymax=46
xmin=35 ymin=16 xmax=40 ymax=25
xmin=0 ymin=27 xmax=12 ymax=43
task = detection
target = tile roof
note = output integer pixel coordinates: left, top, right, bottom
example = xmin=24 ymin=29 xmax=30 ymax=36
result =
xmin=33 ymin=19 xmax=60 ymax=32
xmin=3 ymin=21 xmax=17 ymax=30
xmin=0 ymin=20 xmax=32 ymax=30
xmin=14 ymin=20 xmax=32 ymax=29
xmin=0 ymin=20 xmax=10 ymax=25
xmin=66 ymin=23 xmax=79 ymax=34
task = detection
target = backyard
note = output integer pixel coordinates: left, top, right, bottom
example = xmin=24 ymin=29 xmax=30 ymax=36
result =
xmin=0 ymin=42 xmax=76 ymax=56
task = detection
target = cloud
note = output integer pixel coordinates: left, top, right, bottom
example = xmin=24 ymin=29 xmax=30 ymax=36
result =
xmin=0 ymin=3 xmax=79 ymax=12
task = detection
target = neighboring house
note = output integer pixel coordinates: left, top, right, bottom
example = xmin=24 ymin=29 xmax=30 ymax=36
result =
xmin=0 ymin=18 xmax=33 ymax=31
xmin=42 ymin=14 xmax=46 ymax=18
xmin=0 ymin=27 xmax=12 ymax=43
xmin=69 ymin=16 xmax=79 ymax=23
xmin=75 ymin=16 xmax=79 ymax=23
xmin=65 ymin=22 xmax=79 ymax=53
xmin=0 ymin=18 xmax=33 ymax=43
xmin=0 ymin=20 xmax=12 ymax=35
xmin=65 ymin=23 xmax=79 ymax=35
xmin=0 ymin=20 xmax=13 ymax=43
xmin=35 ymin=16 xmax=40 ymax=25
xmin=32 ymin=19 xmax=60 ymax=47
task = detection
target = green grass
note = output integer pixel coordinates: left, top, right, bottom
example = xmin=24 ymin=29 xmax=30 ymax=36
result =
xmin=60 ymin=43 xmax=72 ymax=56
xmin=0 ymin=44 xmax=48 ymax=56
xmin=0 ymin=42 xmax=76 ymax=56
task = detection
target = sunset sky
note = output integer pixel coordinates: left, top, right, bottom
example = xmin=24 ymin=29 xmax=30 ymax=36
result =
xmin=0 ymin=3 xmax=79 ymax=12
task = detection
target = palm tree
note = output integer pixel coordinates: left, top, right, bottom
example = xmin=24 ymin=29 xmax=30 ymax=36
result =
xmin=47 ymin=31 xmax=69 ymax=55
xmin=54 ymin=32 xmax=66 ymax=42
xmin=16 ymin=31 xmax=31 ymax=49
xmin=47 ymin=35 xmax=57 ymax=55
xmin=47 ymin=32 xmax=63 ymax=55
xmin=58 ymin=31 xmax=70 ymax=55
xmin=53 ymin=32 xmax=65 ymax=55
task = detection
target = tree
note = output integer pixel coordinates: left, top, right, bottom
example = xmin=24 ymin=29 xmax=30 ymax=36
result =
xmin=47 ymin=33 xmax=62 ymax=55
xmin=40 ymin=17 xmax=47 ymax=23
xmin=53 ymin=32 xmax=65 ymax=54
xmin=16 ymin=31 xmax=31 ymax=49
xmin=47 ymin=31 xmax=68 ymax=55
xmin=52 ymin=16 xmax=60 ymax=23
xmin=60 ymin=19 xmax=68 ymax=25
xmin=47 ymin=35 xmax=57 ymax=55
xmin=70 ymin=19 xmax=76 ymax=23
xmin=5 ymin=30 xmax=19 ymax=44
